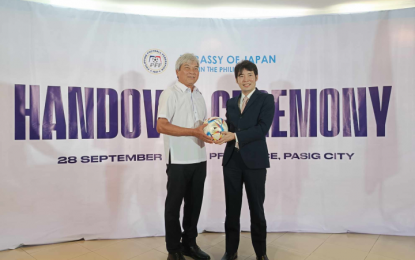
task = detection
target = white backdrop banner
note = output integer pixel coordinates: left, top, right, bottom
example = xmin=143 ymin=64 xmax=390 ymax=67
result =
xmin=1 ymin=0 xmax=415 ymax=251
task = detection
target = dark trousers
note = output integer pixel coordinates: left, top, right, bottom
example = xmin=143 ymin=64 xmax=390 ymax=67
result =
xmin=223 ymin=149 xmax=267 ymax=257
xmin=165 ymin=160 xmax=207 ymax=253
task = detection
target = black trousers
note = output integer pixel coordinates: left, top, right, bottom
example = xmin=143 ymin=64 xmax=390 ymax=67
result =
xmin=223 ymin=149 xmax=267 ymax=257
xmin=165 ymin=160 xmax=207 ymax=253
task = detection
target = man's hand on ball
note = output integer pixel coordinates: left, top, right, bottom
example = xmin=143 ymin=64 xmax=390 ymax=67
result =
xmin=215 ymin=131 xmax=235 ymax=145
xmin=194 ymin=123 xmax=214 ymax=144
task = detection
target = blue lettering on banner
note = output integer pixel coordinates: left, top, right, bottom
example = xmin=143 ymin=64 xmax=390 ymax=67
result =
xmin=278 ymin=153 xmax=354 ymax=160
xmin=196 ymin=55 xmax=275 ymax=73
xmin=271 ymin=89 xmax=287 ymax=137
xmin=342 ymin=88 xmax=367 ymax=137
xmin=68 ymin=87 xmax=94 ymax=139
xmin=59 ymin=154 xmax=163 ymax=164
xmin=14 ymin=85 xmax=392 ymax=140
xmin=58 ymin=152 xmax=353 ymax=162
xmin=143 ymin=90 xmax=162 ymax=138
xmin=43 ymin=86 xmax=66 ymax=140
xmin=289 ymin=89 xmax=317 ymax=137
xmin=121 ymin=89 xmax=140 ymax=139
xmin=320 ymin=88 xmax=340 ymax=137
xmin=15 ymin=84 xmax=40 ymax=140
xmin=97 ymin=88 xmax=118 ymax=139
xmin=211 ymin=91 xmax=230 ymax=117
xmin=196 ymin=55 xmax=274 ymax=66
xmin=208 ymin=152 xmax=354 ymax=160
xmin=209 ymin=153 xmax=224 ymax=159
xmin=369 ymin=86 xmax=392 ymax=137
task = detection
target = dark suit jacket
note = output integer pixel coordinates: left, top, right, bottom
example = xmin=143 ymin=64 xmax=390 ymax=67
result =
xmin=222 ymin=88 xmax=275 ymax=169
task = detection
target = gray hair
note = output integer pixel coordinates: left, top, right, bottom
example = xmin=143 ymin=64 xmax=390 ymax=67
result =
xmin=175 ymin=53 xmax=199 ymax=71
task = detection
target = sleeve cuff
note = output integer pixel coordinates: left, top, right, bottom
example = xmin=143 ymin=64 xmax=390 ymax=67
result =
xmin=157 ymin=115 xmax=168 ymax=119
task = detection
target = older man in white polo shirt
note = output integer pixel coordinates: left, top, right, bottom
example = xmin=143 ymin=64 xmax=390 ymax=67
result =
xmin=157 ymin=53 xmax=212 ymax=260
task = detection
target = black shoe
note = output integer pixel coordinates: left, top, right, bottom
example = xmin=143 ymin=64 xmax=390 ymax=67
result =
xmin=256 ymin=255 xmax=269 ymax=260
xmin=221 ymin=252 xmax=237 ymax=260
xmin=182 ymin=245 xmax=211 ymax=259
xmin=167 ymin=252 xmax=185 ymax=260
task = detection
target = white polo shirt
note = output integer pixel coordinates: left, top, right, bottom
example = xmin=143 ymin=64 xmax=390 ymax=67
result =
xmin=158 ymin=81 xmax=207 ymax=164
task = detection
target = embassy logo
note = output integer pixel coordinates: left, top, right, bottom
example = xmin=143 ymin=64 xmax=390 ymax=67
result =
xmin=142 ymin=49 xmax=168 ymax=74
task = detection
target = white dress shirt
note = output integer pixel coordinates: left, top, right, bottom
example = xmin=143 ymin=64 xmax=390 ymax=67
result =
xmin=158 ymin=81 xmax=207 ymax=164
xmin=235 ymin=89 xmax=256 ymax=145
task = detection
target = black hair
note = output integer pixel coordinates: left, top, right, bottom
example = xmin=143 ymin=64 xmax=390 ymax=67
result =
xmin=234 ymin=60 xmax=258 ymax=79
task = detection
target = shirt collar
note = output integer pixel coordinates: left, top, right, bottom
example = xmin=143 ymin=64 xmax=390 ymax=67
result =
xmin=176 ymin=81 xmax=199 ymax=93
xmin=242 ymin=88 xmax=256 ymax=100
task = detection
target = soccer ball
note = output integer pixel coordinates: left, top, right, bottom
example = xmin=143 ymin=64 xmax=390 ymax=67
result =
xmin=203 ymin=117 xmax=228 ymax=141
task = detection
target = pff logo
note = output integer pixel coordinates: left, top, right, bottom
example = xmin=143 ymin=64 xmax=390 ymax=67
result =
xmin=142 ymin=49 xmax=168 ymax=74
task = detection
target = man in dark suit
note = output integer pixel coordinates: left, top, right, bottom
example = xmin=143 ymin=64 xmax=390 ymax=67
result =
xmin=216 ymin=60 xmax=275 ymax=260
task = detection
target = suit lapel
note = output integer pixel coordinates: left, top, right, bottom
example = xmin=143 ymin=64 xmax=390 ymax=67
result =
xmin=241 ymin=88 xmax=259 ymax=114
xmin=234 ymin=93 xmax=242 ymax=115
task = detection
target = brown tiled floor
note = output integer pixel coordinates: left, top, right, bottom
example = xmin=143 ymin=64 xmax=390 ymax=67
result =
xmin=1 ymin=232 xmax=414 ymax=260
